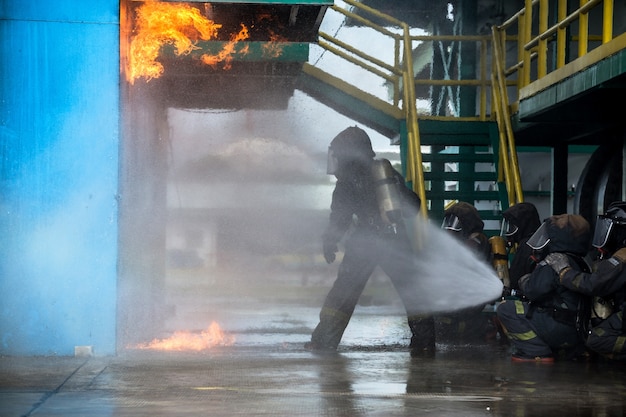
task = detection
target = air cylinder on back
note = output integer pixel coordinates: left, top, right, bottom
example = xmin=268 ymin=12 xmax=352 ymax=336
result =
xmin=372 ymin=158 xmax=403 ymax=230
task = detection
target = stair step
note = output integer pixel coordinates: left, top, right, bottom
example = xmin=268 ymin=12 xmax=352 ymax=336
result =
xmin=417 ymin=119 xmax=494 ymax=135
xmin=422 ymin=153 xmax=495 ymax=163
xmin=424 ymin=171 xmax=497 ymax=181
xmin=425 ymin=190 xmax=501 ymax=201
xmin=419 ymin=134 xmax=492 ymax=147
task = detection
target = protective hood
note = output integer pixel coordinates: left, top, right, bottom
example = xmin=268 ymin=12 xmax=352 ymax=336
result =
xmin=327 ymin=126 xmax=375 ymax=178
xmin=502 ymin=202 xmax=541 ymax=242
xmin=526 ymin=214 xmax=590 ymax=255
xmin=443 ymin=202 xmax=484 ymax=236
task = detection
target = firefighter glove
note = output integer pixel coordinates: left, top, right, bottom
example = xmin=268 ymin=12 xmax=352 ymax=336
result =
xmin=323 ymin=241 xmax=338 ymax=264
xmin=544 ymin=252 xmax=571 ymax=276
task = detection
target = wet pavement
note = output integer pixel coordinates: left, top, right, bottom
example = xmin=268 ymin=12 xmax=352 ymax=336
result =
xmin=2 ymin=278 xmax=626 ymax=416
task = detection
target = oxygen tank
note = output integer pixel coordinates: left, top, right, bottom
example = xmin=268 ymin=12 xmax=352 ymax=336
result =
xmin=590 ymin=296 xmax=613 ymax=324
xmin=371 ymin=158 xmax=403 ymax=230
xmin=489 ymin=235 xmax=511 ymax=287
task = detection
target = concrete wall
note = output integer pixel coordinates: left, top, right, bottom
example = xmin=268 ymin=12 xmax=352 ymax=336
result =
xmin=0 ymin=1 xmax=119 ymax=355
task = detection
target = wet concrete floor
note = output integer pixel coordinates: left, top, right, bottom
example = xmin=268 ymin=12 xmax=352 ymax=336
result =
xmin=2 ymin=278 xmax=626 ymax=416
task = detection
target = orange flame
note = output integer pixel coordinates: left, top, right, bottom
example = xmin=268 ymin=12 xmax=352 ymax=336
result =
xmin=201 ymin=24 xmax=250 ymax=70
xmin=263 ymin=31 xmax=287 ymax=59
xmin=128 ymin=2 xmax=251 ymax=83
xmin=130 ymin=322 xmax=235 ymax=351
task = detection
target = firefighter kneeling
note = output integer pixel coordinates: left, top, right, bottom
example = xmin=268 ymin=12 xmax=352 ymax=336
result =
xmin=496 ymin=214 xmax=592 ymax=362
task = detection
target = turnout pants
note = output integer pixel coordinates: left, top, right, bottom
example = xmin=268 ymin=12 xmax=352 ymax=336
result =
xmin=496 ymin=299 xmax=584 ymax=359
xmin=587 ymin=311 xmax=626 ymax=360
xmin=310 ymin=227 xmax=432 ymax=350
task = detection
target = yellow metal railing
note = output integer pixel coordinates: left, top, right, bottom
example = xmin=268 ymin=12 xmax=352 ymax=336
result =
xmin=312 ymin=0 xmax=623 ymax=214
xmin=317 ymin=0 xmax=428 ymax=215
xmin=489 ymin=0 xmax=622 ymax=205
xmin=494 ymin=0 xmax=619 ymax=100
xmin=491 ymin=26 xmax=524 ymax=206
xmin=312 ymin=0 xmax=536 ymax=214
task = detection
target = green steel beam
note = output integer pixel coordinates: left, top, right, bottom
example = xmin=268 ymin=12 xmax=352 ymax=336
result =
xmin=519 ymin=48 xmax=626 ymax=120
xmin=163 ymin=41 xmax=310 ymax=62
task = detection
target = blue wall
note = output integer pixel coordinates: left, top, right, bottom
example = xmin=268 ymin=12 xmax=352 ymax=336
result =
xmin=0 ymin=1 xmax=119 ymax=355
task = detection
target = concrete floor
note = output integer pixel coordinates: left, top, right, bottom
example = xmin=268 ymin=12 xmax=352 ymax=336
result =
xmin=2 ymin=276 xmax=626 ymax=416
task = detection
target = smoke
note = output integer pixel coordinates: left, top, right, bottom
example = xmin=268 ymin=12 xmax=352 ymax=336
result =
xmin=164 ymin=106 xmax=502 ymax=327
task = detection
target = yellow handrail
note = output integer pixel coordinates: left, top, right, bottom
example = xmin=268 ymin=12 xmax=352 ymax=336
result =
xmin=487 ymin=0 xmax=621 ymax=207
xmin=326 ymin=0 xmax=430 ymax=214
xmin=401 ymin=22 xmax=427 ymax=217
xmin=314 ymin=0 xmax=601 ymax=214
xmin=496 ymin=0 xmax=616 ymax=93
xmin=491 ymin=27 xmax=524 ymax=206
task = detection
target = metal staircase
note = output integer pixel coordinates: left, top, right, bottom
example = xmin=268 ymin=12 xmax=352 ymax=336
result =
xmin=417 ymin=120 xmax=505 ymax=231
xmin=296 ymin=0 xmax=519 ymax=236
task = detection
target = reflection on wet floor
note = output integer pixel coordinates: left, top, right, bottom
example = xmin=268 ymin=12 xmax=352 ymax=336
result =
xmin=2 ymin=300 xmax=626 ymax=417
xmin=3 ymin=273 xmax=626 ymax=417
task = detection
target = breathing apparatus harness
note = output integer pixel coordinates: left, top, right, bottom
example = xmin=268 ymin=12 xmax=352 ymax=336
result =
xmin=525 ymin=253 xmax=592 ymax=337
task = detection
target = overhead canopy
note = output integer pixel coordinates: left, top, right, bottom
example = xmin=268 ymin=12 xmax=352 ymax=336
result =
xmin=126 ymin=0 xmax=332 ymax=109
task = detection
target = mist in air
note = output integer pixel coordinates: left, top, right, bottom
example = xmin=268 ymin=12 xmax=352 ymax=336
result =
xmin=407 ymin=219 xmax=503 ymax=314
xmin=161 ymin=103 xmax=502 ymax=345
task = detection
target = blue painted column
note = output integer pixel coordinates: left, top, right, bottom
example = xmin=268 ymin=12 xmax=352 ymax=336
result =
xmin=0 ymin=1 xmax=120 ymax=355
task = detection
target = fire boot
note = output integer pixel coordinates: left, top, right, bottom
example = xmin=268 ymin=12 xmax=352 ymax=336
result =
xmin=306 ymin=312 xmax=350 ymax=352
xmin=408 ymin=315 xmax=436 ymax=357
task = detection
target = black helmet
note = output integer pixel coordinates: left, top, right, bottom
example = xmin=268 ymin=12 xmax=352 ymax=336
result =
xmin=501 ymin=202 xmax=541 ymax=244
xmin=592 ymin=201 xmax=626 ymax=253
xmin=441 ymin=201 xmax=484 ymax=238
xmin=527 ymin=214 xmax=590 ymax=260
xmin=327 ymin=126 xmax=375 ymax=175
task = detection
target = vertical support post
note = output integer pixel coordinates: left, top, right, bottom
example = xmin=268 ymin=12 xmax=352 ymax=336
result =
xmin=551 ymin=143 xmax=569 ymax=215
xmin=622 ymin=132 xmax=626 ymax=201
xmin=603 ymin=0 xmax=614 ymax=44
xmin=522 ymin=0 xmax=533 ymax=87
xmin=459 ymin=0 xmax=477 ymax=118
xmin=537 ymin=0 xmax=548 ymax=78
xmin=578 ymin=0 xmax=589 ymax=57
xmin=556 ymin=0 xmax=567 ymax=68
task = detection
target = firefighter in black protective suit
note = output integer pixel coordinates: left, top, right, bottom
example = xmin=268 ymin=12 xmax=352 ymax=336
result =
xmin=544 ymin=202 xmax=626 ymax=360
xmin=436 ymin=202 xmax=494 ymax=343
xmin=305 ymin=126 xmax=435 ymax=354
xmin=501 ymin=202 xmax=542 ymax=292
xmin=496 ymin=214 xmax=592 ymax=362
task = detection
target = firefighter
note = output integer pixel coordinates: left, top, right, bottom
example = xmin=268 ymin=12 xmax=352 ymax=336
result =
xmin=496 ymin=214 xmax=592 ymax=362
xmin=305 ymin=126 xmax=434 ymax=355
xmin=501 ymin=202 xmax=542 ymax=293
xmin=436 ymin=201 xmax=494 ymax=343
xmin=544 ymin=202 xmax=626 ymax=360
xmin=441 ymin=201 xmax=492 ymax=262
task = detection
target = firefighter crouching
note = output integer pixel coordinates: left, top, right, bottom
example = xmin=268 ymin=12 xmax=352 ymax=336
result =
xmin=435 ymin=202 xmax=496 ymax=343
xmin=500 ymin=202 xmax=542 ymax=295
xmin=496 ymin=214 xmax=592 ymax=362
xmin=545 ymin=202 xmax=626 ymax=361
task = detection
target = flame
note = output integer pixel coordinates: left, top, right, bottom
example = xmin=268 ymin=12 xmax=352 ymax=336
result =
xmin=262 ymin=31 xmax=287 ymax=59
xmin=201 ymin=24 xmax=250 ymax=70
xmin=130 ymin=322 xmax=235 ymax=351
xmin=128 ymin=2 xmax=251 ymax=83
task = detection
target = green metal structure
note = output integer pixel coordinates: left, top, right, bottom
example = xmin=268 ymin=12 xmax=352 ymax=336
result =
xmin=297 ymin=0 xmax=626 ymax=234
